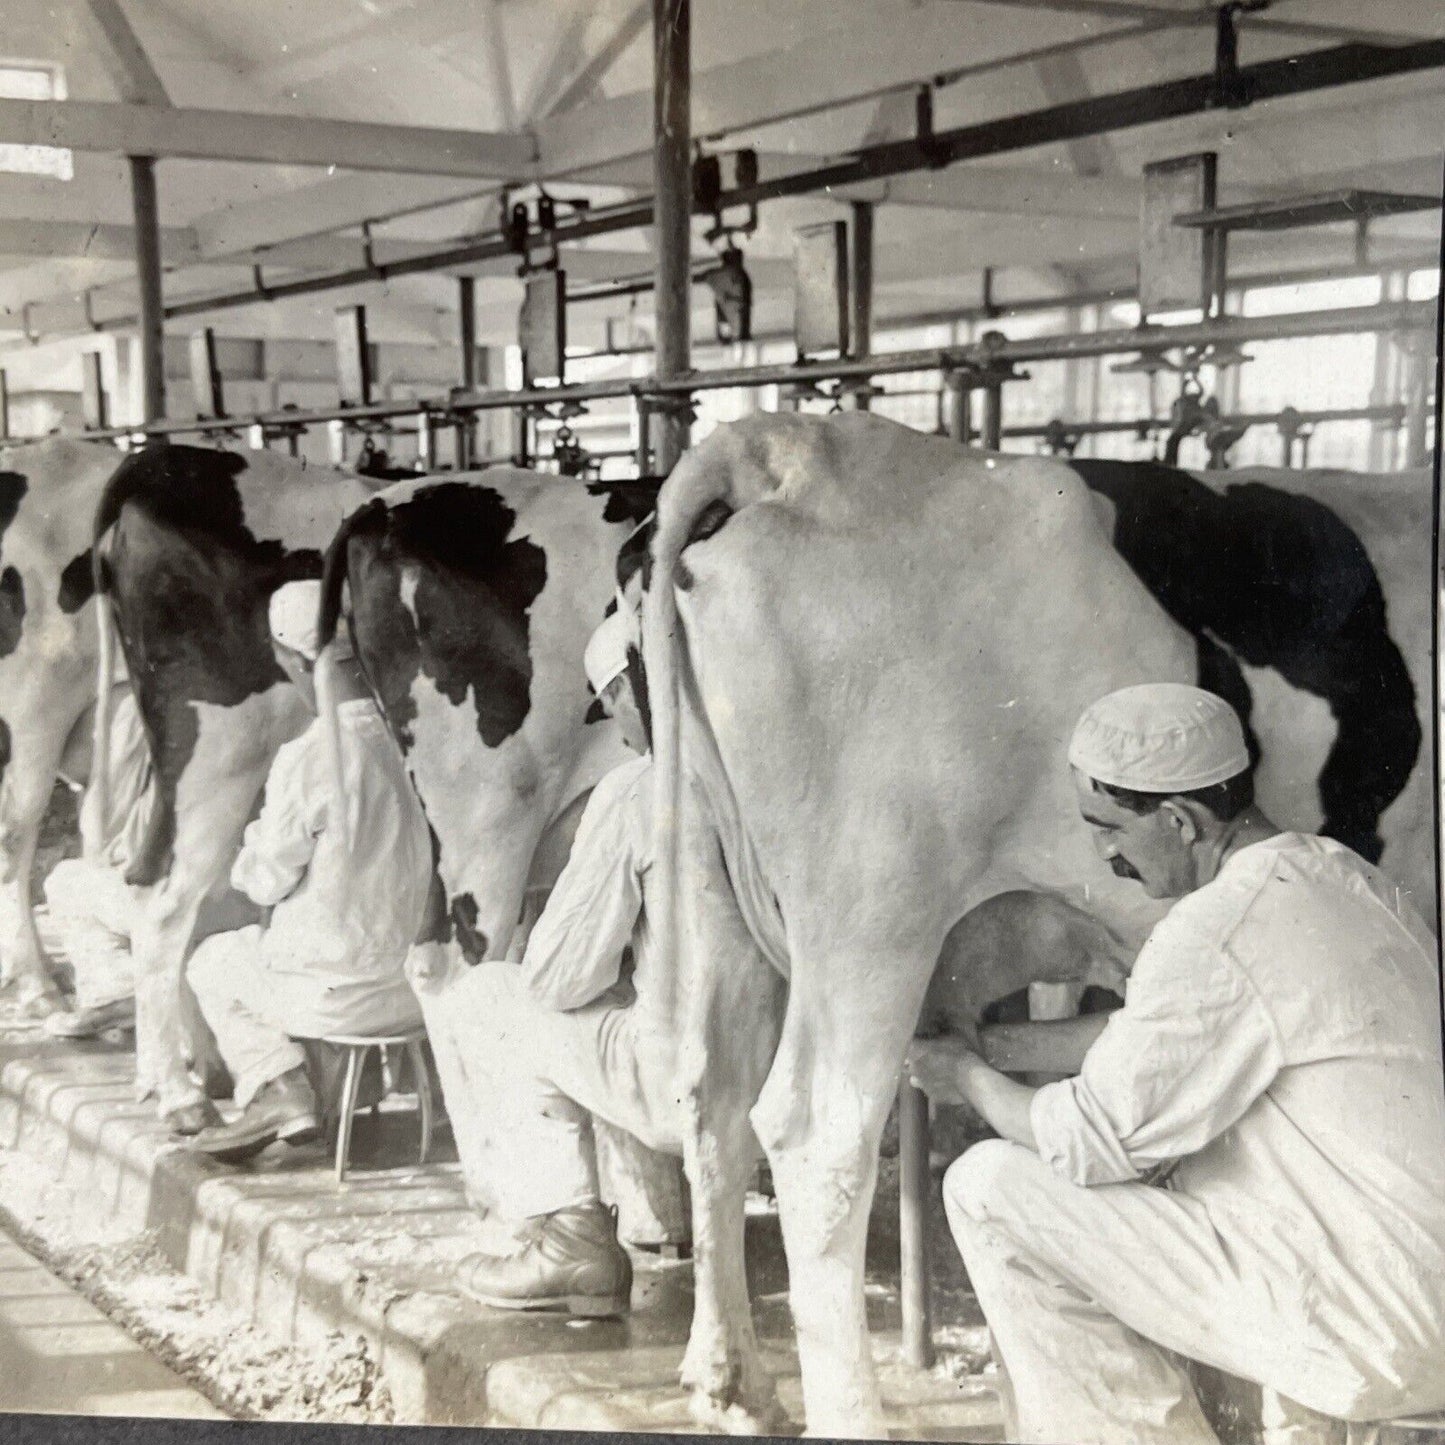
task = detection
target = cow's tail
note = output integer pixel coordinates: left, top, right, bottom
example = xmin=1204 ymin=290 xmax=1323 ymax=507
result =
xmin=643 ymin=453 xmax=787 ymax=1035
xmin=88 ymin=573 xmax=116 ymax=860
xmin=87 ymin=458 xmax=139 ymax=861
xmin=315 ymin=505 xmax=368 ymax=855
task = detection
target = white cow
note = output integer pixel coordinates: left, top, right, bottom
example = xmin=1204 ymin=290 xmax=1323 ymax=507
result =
xmin=642 ymin=413 xmax=1433 ymax=1436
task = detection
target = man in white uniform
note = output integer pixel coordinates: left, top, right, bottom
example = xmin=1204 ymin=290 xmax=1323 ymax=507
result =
xmin=40 ymin=687 xmax=154 ymax=1038
xmin=908 ymin=683 xmax=1445 ymax=1444
xmin=183 ymin=581 xmax=434 ymax=1162
xmin=449 ymin=611 xmax=685 ymax=1318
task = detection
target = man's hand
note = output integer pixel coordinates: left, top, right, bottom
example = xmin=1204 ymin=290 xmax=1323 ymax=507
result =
xmin=904 ymin=1037 xmax=982 ymax=1106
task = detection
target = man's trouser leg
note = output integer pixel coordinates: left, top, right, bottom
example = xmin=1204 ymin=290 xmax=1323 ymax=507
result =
xmin=944 ymin=1140 xmax=1350 ymax=1445
xmin=446 ymin=962 xmax=683 ymax=1237
xmin=187 ymin=926 xmax=307 ymax=1108
xmin=43 ymin=859 xmax=136 ymax=1010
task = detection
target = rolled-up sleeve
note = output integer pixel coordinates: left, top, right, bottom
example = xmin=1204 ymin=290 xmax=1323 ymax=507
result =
xmin=230 ymin=740 xmax=324 ymax=907
xmin=521 ymin=772 xmax=643 ymax=1012
xmin=1031 ymin=910 xmax=1284 ymax=1186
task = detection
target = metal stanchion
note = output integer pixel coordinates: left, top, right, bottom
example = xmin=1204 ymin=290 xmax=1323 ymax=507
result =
xmin=899 ymin=1080 xmax=935 ymax=1370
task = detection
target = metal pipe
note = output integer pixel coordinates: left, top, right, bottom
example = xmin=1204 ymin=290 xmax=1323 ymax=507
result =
xmin=652 ymin=0 xmax=691 ymax=475
xmin=80 ymin=300 xmax=1432 ymax=442
xmin=47 ymin=41 xmax=1445 ymax=337
xmin=981 ymin=381 xmax=1004 ymax=449
xmin=898 ymin=1081 xmax=935 ymax=1370
xmin=457 ymin=274 xmax=477 ymax=469
xmin=726 ymin=40 xmax=1445 ymax=211
xmin=127 ymin=154 xmax=165 ymax=423
xmin=850 ymin=201 xmax=874 ymax=412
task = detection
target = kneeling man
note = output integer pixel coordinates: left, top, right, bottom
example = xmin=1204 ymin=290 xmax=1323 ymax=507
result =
xmin=909 ymin=683 xmax=1445 ymax=1443
xmin=451 ymin=611 xmax=683 ymax=1318
xmin=184 ymin=580 xmax=434 ymax=1159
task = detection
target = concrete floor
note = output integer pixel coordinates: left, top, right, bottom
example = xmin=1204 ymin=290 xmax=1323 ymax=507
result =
xmin=0 ymin=1228 xmax=221 ymax=1419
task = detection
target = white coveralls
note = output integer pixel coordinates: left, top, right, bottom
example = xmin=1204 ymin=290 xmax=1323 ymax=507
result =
xmin=945 ymin=833 xmax=1445 ymax=1444
xmin=187 ymin=699 xmax=432 ymax=1107
xmin=43 ymin=688 xmax=155 ymax=1011
xmin=447 ymin=753 xmax=686 ymax=1223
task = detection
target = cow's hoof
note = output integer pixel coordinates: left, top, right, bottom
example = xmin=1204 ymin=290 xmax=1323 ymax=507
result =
xmin=165 ymin=1100 xmax=224 ymax=1136
xmin=688 ymin=1390 xmax=788 ymax=1437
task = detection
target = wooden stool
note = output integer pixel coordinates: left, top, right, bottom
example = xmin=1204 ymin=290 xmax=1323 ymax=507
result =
xmin=322 ymin=1028 xmax=434 ymax=1185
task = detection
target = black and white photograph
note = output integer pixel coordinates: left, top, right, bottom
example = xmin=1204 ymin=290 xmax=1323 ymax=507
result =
xmin=0 ymin=3 xmax=1440 ymax=1442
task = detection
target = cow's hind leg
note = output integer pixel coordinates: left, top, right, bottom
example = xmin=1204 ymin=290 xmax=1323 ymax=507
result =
xmin=751 ymin=942 xmax=934 ymax=1439
xmin=0 ymin=704 xmax=85 ymax=1007
xmin=132 ymin=699 xmax=284 ymax=1123
xmin=676 ymin=817 xmax=787 ymax=1432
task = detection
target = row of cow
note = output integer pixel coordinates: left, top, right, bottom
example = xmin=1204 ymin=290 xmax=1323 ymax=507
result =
xmin=0 ymin=416 xmax=1432 ymax=1435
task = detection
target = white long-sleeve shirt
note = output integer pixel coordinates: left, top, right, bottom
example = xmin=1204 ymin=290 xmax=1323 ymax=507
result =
xmin=231 ymin=699 xmax=433 ymax=986
xmin=1032 ymin=832 xmax=1445 ymax=1375
xmin=521 ymin=753 xmax=657 ymax=1014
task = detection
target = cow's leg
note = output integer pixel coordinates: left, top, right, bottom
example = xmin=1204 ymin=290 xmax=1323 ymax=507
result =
xmin=751 ymin=943 xmax=934 ymax=1439
xmin=131 ymin=699 xmax=283 ymax=1121
xmin=0 ymin=706 xmax=83 ymax=1006
xmin=675 ymin=813 xmax=787 ymax=1432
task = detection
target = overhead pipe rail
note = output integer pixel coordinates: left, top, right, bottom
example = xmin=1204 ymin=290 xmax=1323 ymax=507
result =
xmin=81 ymin=297 xmax=1435 ymax=446
xmin=63 ymin=33 xmax=1445 ymax=336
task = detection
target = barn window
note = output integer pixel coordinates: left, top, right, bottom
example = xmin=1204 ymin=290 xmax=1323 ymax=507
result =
xmin=0 ymin=62 xmax=73 ymax=180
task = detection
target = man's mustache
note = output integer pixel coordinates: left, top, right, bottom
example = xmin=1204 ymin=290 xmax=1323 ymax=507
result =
xmin=1109 ymin=856 xmax=1142 ymax=881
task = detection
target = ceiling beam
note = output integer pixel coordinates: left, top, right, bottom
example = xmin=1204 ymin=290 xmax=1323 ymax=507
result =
xmin=533 ymin=8 xmax=1088 ymax=175
xmin=540 ymin=0 xmax=650 ymax=117
xmin=190 ymin=175 xmax=493 ymax=260
xmin=81 ymin=0 xmax=172 ymax=107
xmin=0 ymin=218 xmax=196 ymax=263
xmin=1034 ymin=48 xmax=1120 ymax=178
xmin=936 ymin=0 xmax=1415 ymax=47
xmin=0 ymin=99 xmax=537 ymax=178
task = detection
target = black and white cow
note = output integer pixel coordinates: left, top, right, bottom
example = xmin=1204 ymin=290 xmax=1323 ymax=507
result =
xmin=93 ymin=444 xmax=377 ymax=1126
xmin=315 ymin=469 xmax=658 ymax=1204
xmin=0 ymin=438 xmax=129 ymax=1008
xmin=639 ymin=413 xmax=1434 ymax=1436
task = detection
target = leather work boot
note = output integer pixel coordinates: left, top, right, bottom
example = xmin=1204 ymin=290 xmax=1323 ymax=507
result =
xmin=43 ymin=997 xmax=136 ymax=1040
xmin=458 ymin=1202 xmax=633 ymax=1318
xmin=187 ymin=1067 xmax=321 ymax=1165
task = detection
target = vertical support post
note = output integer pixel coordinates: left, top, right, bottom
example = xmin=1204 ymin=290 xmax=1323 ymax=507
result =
xmin=898 ymin=1080 xmax=935 ymax=1370
xmin=981 ymin=380 xmax=1004 ymax=450
xmin=0 ymin=370 xmax=8 ymax=442
xmin=943 ymin=372 xmax=972 ymax=443
xmin=128 ymin=154 xmax=165 ymax=424
xmin=635 ymin=397 xmax=653 ymax=477
xmin=849 ymin=201 xmax=874 ymax=411
xmin=457 ymin=275 xmax=477 ymax=470
xmin=652 ymin=0 xmax=691 ymax=475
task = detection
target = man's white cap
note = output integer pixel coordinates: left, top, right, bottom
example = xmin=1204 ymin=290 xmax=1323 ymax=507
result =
xmin=269 ymin=579 xmax=351 ymax=662
xmin=584 ymin=610 xmax=632 ymax=696
xmin=1068 ymin=683 xmax=1249 ymax=793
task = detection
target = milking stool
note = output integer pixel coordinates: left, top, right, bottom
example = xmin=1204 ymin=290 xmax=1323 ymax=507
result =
xmin=321 ymin=1027 xmax=435 ymax=1185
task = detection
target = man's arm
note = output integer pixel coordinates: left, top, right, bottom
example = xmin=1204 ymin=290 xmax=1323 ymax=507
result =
xmin=230 ymin=743 xmax=321 ymax=907
xmin=521 ymin=772 xmax=644 ymax=1011
xmin=906 ymin=1038 xmax=1043 ymax=1150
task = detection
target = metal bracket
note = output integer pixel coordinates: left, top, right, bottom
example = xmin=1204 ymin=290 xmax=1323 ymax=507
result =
xmin=82 ymin=289 xmax=101 ymax=332
xmin=1211 ymin=2 xmax=1271 ymax=110
xmin=251 ymin=264 xmax=271 ymax=301
xmin=21 ymin=304 xmax=38 ymax=346
xmin=915 ymin=85 xmax=948 ymax=169
xmin=360 ymin=221 xmax=382 ymax=279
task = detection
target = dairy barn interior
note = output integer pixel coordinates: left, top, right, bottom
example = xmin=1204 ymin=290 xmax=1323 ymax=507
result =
xmin=0 ymin=0 xmax=1441 ymax=1439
